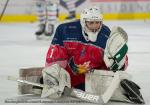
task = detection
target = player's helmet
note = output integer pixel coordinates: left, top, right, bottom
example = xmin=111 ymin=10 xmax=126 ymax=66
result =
xmin=80 ymin=6 xmax=103 ymax=42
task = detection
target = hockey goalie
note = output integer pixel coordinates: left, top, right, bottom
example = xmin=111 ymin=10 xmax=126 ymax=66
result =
xmin=17 ymin=6 xmax=145 ymax=104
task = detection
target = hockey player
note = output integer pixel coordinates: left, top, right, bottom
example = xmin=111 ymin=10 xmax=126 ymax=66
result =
xmin=35 ymin=0 xmax=58 ymax=40
xmin=40 ymin=6 xmax=144 ymax=103
xmin=59 ymin=0 xmax=86 ymax=20
xmin=45 ymin=6 xmax=128 ymax=90
xmin=61 ymin=0 xmax=77 ymax=19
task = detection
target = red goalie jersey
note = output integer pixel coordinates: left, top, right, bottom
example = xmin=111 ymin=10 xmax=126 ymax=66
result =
xmin=45 ymin=20 xmax=128 ymax=90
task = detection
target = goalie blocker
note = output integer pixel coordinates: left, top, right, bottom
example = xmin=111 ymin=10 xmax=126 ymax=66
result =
xmin=18 ymin=64 xmax=145 ymax=104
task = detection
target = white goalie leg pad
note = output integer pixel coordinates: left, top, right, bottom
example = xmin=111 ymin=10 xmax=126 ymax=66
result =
xmin=85 ymin=70 xmax=132 ymax=102
xmin=41 ymin=64 xmax=71 ymax=99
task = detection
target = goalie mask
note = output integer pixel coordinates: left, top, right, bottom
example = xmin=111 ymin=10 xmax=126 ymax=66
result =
xmin=80 ymin=6 xmax=103 ymax=42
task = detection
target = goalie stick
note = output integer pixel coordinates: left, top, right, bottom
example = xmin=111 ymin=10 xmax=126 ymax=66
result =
xmin=7 ymin=76 xmax=103 ymax=104
xmin=8 ymin=71 xmax=120 ymax=104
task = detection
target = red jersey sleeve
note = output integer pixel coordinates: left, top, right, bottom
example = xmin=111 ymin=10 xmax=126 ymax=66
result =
xmin=45 ymin=25 xmax=68 ymax=68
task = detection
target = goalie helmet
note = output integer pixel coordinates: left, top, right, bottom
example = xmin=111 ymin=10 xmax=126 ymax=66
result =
xmin=80 ymin=6 xmax=103 ymax=42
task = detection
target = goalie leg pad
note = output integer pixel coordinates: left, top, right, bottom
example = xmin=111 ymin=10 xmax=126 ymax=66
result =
xmin=120 ymin=79 xmax=145 ymax=104
xmin=41 ymin=64 xmax=71 ymax=99
xmin=85 ymin=70 xmax=133 ymax=102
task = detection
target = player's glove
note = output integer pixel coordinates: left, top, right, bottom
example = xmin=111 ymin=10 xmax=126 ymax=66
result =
xmin=104 ymin=26 xmax=128 ymax=72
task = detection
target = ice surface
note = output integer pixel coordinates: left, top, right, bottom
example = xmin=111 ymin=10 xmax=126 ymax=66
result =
xmin=0 ymin=20 xmax=150 ymax=105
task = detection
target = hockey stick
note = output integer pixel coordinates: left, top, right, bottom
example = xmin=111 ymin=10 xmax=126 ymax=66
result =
xmin=101 ymin=71 xmax=120 ymax=103
xmin=8 ymin=71 xmax=120 ymax=104
xmin=0 ymin=0 xmax=10 ymax=21
xmin=8 ymin=76 xmax=44 ymax=87
xmin=7 ymin=76 xmax=103 ymax=104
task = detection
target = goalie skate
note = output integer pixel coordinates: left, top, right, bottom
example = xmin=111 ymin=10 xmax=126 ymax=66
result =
xmin=120 ymin=79 xmax=145 ymax=104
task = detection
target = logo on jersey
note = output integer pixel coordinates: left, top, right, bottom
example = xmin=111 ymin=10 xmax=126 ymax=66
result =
xmin=69 ymin=57 xmax=90 ymax=74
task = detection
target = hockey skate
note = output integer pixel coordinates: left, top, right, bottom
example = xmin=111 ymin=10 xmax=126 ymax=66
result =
xmin=66 ymin=11 xmax=76 ymax=20
xmin=120 ymin=79 xmax=145 ymax=104
xmin=35 ymin=24 xmax=45 ymax=40
xmin=44 ymin=23 xmax=54 ymax=40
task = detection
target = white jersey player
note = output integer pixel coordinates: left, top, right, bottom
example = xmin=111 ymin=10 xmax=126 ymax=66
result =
xmin=35 ymin=0 xmax=58 ymax=40
xmin=62 ymin=0 xmax=76 ymax=19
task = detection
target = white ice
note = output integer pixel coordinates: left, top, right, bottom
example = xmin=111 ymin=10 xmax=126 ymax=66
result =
xmin=0 ymin=20 xmax=150 ymax=105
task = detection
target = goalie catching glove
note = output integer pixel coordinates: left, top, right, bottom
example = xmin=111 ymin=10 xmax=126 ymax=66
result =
xmin=104 ymin=26 xmax=128 ymax=71
xmin=41 ymin=64 xmax=71 ymax=99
